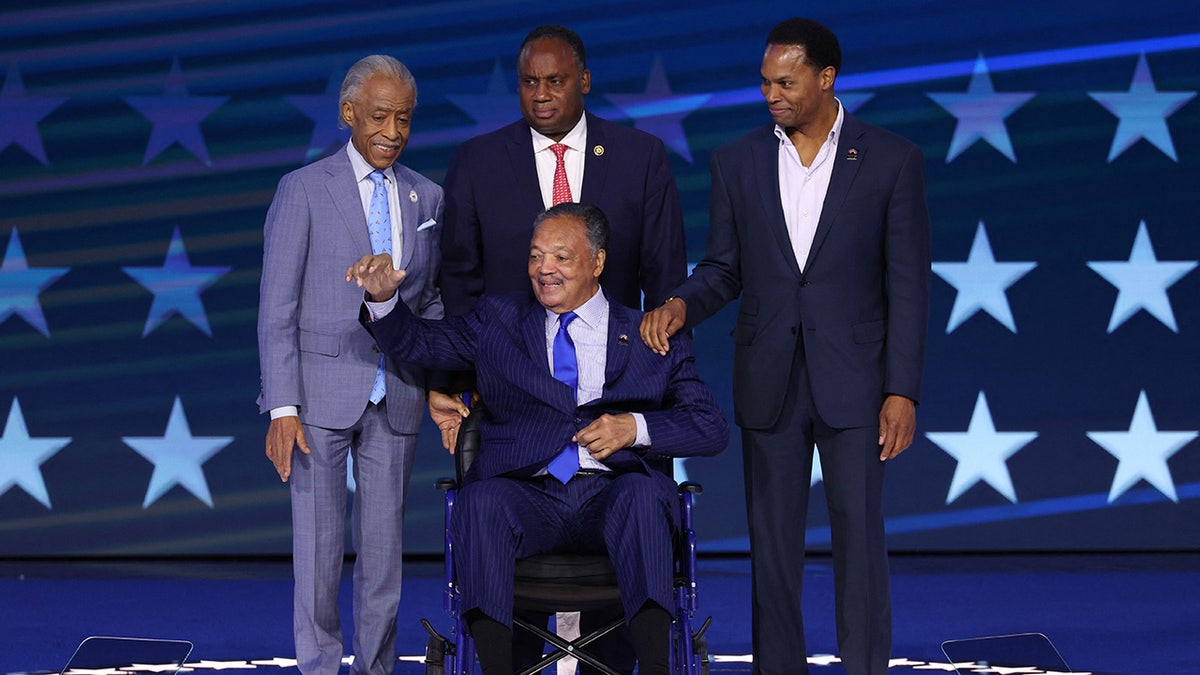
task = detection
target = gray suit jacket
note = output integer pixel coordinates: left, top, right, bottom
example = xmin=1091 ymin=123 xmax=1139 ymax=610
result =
xmin=257 ymin=146 xmax=444 ymax=432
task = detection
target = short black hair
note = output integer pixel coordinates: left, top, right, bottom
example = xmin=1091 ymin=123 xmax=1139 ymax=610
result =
xmin=766 ymin=18 xmax=841 ymax=74
xmin=534 ymin=202 xmax=609 ymax=255
xmin=519 ymin=24 xmax=587 ymax=72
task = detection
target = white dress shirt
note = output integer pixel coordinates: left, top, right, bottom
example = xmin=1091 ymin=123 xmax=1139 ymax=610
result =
xmin=531 ymin=115 xmax=587 ymax=209
xmin=776 ymin=99 xmax=845 ymax=272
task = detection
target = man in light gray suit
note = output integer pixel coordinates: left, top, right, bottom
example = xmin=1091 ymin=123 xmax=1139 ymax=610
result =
xmin=257 ymin=54 xmax=444 ymax=675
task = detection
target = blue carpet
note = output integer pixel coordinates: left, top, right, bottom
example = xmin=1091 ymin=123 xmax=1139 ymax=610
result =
xmin=2 ymin=554 xmax=1196 ymax=674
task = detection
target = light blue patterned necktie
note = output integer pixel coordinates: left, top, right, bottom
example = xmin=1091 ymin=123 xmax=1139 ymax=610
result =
xmin=367 ymin=170 xmax=392 ymax=404
xmin=546 ymin=311 xmax=580 ymax=483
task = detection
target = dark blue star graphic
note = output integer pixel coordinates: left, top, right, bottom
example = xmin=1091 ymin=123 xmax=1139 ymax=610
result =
xmin=0 ymin=64 xmax=68 ymax=166
xmin=285 ymin=68 xmax=348 ymax=163
xmin=445 ymin=59 xmax=521 ymax=136
xmin=123 ymin=57 xmax=228 ymax=166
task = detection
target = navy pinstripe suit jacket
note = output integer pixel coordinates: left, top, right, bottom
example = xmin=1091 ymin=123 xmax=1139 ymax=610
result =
xmin=365 ymin=291 xmax=728 ymax=482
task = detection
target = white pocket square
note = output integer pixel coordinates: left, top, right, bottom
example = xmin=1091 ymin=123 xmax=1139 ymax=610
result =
xmin=417 ymin=218 xmax=437 ymax=231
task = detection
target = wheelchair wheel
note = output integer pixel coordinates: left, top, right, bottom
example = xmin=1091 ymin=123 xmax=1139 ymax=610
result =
xmin=692 ymin=634 xmax=710 ymax=675
xmin=424 ymin=633 xmax=448 ymax=675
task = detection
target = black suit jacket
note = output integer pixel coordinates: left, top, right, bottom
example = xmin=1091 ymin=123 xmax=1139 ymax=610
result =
xmin=439 ymin=112 xmax=686 ymax=314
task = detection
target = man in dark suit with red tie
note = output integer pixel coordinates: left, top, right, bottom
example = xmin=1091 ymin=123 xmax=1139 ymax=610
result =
xmin=641 ymin=18 xmax=932 ymax=675
xmin=348 ymin=203 xmax=727 ymax=675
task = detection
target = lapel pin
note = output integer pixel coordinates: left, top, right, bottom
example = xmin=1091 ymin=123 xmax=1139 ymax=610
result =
xmin=618 ymin=334 xmax=628 ymax=345
xmin=845 ymin=148 xmax=859 ymax=161
xmin=593 ymin=145 xmax=605 ymax=156
xmin=409 ymin=189 xmax=418 ymax=202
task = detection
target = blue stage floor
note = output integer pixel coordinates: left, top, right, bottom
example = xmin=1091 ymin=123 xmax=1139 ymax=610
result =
xmin=3 ymin=553 xmax=1197 ymax=674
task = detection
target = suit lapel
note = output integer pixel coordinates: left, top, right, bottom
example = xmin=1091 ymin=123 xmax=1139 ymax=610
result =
xmin=505 ymin=122 xmax=549 ymax=215
xmin=390 ymin=166 xmax=418 ymax=270
xmin=579 ymin=112 xmax=608 ymax=204
xmin=325 ymin=153 xmax=373 ymax=255
xmin=603 ymin=302 xmax=633 ymax=388
xmin=520 ymin=302 xmax=576 ymax=408
xmin=805 ymin=114 xmax=867 ymax=273
xmin=752 ymin=128 xmax=801 ymax=279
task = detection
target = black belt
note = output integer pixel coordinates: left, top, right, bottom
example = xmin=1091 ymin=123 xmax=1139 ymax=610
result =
xmin=574 ymin=469 xmax=611 ymax=477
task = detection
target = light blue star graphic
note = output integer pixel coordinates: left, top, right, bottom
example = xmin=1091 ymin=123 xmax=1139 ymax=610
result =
xmin=123 ymin=57 xmax=228 ymax=166
xmin=122 ymin=396 xmax=233 ymax=508
xmin=926 ymin=391 xmax=1037 ymax=504
xmin=121 ymin=226 xmax=231 ymax=337
xmin=0 ymin=228 xmax=70 ymax=337
xmin=0 ymin=64 xmax=68 ymax=166
xmin=0 ymin=398 xmax=71 ymax=508
xmin=1087 ymin=220 xmax=1197 ymax=333
xmin=1087 ymin=390 xmax=1196 ymax=503
xmin=927 ymin=54 xmax=1035 ymax=163
xmin=446 ymin=60 xmax=520 ymax=136
xmin=285 ymin=69 xmax=347 ymax=163
xmin=932 ymin=221 xmax=1037 ymax=333
xmin=1089 ymin=53 xmax=1196 ymax=162
xmin=605 ymin=55 xmax=711 ymax=163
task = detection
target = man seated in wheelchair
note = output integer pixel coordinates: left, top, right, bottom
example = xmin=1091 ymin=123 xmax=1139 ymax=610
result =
xmin=348 ymin=202 xmax=728 ymax=674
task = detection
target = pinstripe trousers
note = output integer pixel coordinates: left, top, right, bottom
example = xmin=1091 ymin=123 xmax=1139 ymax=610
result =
xmin=450 ymin=470 xmax=679 ymax=628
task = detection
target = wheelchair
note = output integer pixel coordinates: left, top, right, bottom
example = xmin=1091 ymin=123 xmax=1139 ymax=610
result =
xmin=421 ymin=403 xmax=713 ymax=675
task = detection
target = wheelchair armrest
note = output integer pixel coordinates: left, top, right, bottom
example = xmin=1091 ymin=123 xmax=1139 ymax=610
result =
xmin=453 ymin=401 xmax=486 ymax=482
xmin=678 ymin=481 xmax=703 ymax=494
xmin=436 ymin=477 xmax=457 ymax=491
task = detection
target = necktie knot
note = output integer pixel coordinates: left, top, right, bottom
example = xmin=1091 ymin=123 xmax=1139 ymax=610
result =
xmin=558 ymin=310 xmax=577 ymax=331
xmin=550 ymin=143 xmax=568 ymax=160
xmin=368 ymin=169 xmax=386 ymax=187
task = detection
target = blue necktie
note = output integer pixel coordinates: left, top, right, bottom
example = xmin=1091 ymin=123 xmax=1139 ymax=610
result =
xmin=547 ymin=311 xmax=580 ymax=483
xmin=367 ymin=170 xmax=392 ymax=404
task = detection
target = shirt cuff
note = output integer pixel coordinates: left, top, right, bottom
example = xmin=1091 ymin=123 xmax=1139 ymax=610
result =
xmin=365 ymin=293 xmax=400 ymax=321
xmin=270 ymin=406 xmax=299 ymax=420
xmin=631 ymin=412 xmax=651 ymax=448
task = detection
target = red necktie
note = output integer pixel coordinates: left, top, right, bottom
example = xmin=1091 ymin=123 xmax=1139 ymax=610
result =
xmin=550 ymin=143 xmax=572 ymax=205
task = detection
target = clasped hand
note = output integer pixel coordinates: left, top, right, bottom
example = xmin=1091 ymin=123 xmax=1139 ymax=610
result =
xmin=346 ymin=253 xmax=406 ymax=302
xmin=574 ymin=413 xmax=638 ymax=460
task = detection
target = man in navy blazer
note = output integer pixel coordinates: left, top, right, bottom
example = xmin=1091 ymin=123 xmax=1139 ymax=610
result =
xmin=641 ymin=19 xmax=931 ymax=675
xmin=349 ymin=203 xmax=728 ymax=675
xmin=257 ymin=56 xmax=444 ymax=675
xmin=438 ymin=24 xmax=686 ymax=317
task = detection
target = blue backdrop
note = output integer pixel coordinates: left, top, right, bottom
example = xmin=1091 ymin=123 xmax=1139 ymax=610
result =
xmin=1 ymin=1 xmax=1198 ymax=555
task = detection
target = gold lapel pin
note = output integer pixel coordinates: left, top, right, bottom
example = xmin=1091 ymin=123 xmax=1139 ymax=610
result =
xmin=593 ymin=145 xmax=605 ymax=156
xmin=845 ymin=148 xmax=859 ymax=161
xmin=618 ymin=334 xmax=628 ymax=345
